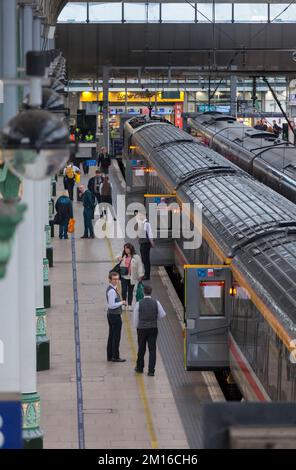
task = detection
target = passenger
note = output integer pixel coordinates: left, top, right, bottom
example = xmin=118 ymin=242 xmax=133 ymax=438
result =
xmin=137 ymin=212 xmax=155 ymax=281
xmin=85 ymin=130 xmax=94 ymax=142
xmin=106 ymin=271 xmax=126 ymax=363
xmin=133 ymin=285 xmax=166 ymax=376
xmin=273 ymin=120 xmax=282 ymax=137
xmin=55 ymin=190 xmax=73 ymax=240
xmin=254 ymin=120 xmax=262 ymax=130
xmin=63 ymin=162 xmax=80 ymax=201
xmin=99 ymin=176 xmax=117 ymax=221
xmin=261 ymin=119 xmax=268 ymax=131
xmin=116 ymin=243 xmax=144 ymax=312
xmin=97 ymin=146 xmax=111 ymax=175
xmin=88 ymin=169 xmax=104 ymax=205
xmin=79 ymin=184 xmax=96 ymax=239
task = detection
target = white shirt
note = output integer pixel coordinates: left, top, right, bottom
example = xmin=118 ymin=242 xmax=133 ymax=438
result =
xmin=143 ymin=219 xmax=154 ymax=242
xmin=107 ymin=284 xmax=123 ymax=310
xmin=63 ymin=165 xmax=80 ymax=176
xmin=133 ymin=296 xmax=166 ymax=329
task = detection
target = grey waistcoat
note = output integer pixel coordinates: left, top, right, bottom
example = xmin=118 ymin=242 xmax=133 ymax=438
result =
xmin=138 ymin=297 xmax=158 ymax=329
xmin=106 ymin=286 xmax=122 ymax=315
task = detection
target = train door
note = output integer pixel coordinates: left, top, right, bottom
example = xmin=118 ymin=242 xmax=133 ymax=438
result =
xmin=143 ymin=195 xmax=177 ymax=266
xmin=125 ymin=158 xmax=147 ymax=207
xmin=184 ymin=265 xmax=231 ymax=370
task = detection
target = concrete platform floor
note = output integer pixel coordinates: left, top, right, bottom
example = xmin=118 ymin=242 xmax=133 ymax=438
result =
xmin=37 ymin=166 xmax=190 ymax=449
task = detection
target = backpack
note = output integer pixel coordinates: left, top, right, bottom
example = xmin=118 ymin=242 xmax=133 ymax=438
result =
xmin=65 ymin=166 xmax=75 ymax=179
xmin=101 ymin=181 xmax=111 ymax=196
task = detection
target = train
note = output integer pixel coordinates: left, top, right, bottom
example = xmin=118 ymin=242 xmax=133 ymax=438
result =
xmin=187 ymin=112 xmax=296 ymax=204
xmin=124 ymin=115 xmax=296 ymax=402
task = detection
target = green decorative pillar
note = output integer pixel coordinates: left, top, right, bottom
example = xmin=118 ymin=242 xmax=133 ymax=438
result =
xmin=51 ymin=177 xmax=56 ymax=197
xmin=43 ymin=257 xmax=51 ymax=308
xmin=45 ymin=223 xmax=53 ymax=267
xmin=36 ymin=307 xmax=50 ymax=371
xmin=22 ymin=393 xmax=43 ymax=449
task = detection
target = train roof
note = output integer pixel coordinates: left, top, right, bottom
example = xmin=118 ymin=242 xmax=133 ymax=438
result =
xmin=189 ymin=112 xmax=296 ymax=174
xmin=131 ymin=121 xmax=296 ymax=339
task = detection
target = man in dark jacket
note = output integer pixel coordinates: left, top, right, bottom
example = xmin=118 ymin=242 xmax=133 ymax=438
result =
xmin=79 ymin=184 xmax=95 ymax=239
xmin=88 ymin=170 xmax=103 ymax=204
xmin=97 ymin=146 xmax=111 ymax=175
xmin=133 ymin=285 xmax=166 ymax=376
xmin=55 ymin=191 xmax=73 ymax=239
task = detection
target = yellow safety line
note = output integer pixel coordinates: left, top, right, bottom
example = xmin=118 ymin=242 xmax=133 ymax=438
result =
xmin=105 ymin=236 xmax=159 ymax=449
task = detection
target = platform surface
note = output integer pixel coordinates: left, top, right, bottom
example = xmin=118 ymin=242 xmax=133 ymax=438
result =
xmin=37 ymin=163 xmax=224 ymax=449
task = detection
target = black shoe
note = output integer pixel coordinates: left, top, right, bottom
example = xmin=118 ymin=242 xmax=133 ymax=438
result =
xmin=147 ymin=372 xmax=154 ymax=376
xmin=107 ymin=358 xmax=112 ymax=362
xmin=112 ymin=358 xmax=126 ymax=363
xmin=134 ymin=368 xmax=143 ymax=374
xmin=113 ymin=218 xmax=117 ymax=221
xmin=81 ymin=235 xmax=88 ymax=239
xmin=90 ymin=235 xmax=95 ymax=239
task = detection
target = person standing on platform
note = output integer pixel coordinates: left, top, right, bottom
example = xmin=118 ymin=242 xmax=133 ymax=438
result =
xmin=97 ymin=146 xmax=111 ymax=175
xmin=138 ymin=213 xmax=155 ymax=280
xmin=116 ymin=243 xmax=144 ymax=311
xmin=106 ymin=272 xmax=126 ymax=362
xmin=55 ymin=190 xmax=73 ymax=240
xmin=88 ymin=169 xmax=103 ymax=205
xmin=63 ymin=162 xmax=80 ymax=201
xmin=79 ymin=184 xmax=96 ymax=239
xmin=133 ymin=285 xmax=166 ymax=376
xmin=99 ymin=176 xmax=117 ymax=221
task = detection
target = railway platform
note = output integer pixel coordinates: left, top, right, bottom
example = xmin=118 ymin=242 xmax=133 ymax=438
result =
xmin=37 ymin=164 xmax=224 ymax=449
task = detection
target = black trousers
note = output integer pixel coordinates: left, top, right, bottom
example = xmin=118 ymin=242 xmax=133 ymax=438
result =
xmin=136 ymin=328 xmax=158 ymax=373
xmin=121 ymin=278 xmax=134 ymax=306
xmin=140 ymin=243 xmax=151 ymax=279
xmin=107 ymin=314 xmax=122 ymax=360
xmin=65 ymin=178 xmax=75 ymax=201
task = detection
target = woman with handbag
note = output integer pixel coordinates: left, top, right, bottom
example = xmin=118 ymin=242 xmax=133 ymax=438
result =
xmin=55 ymin=190 xmax=73 ymax=240
xmin=116 ymin=243 xmax=144 ymax=311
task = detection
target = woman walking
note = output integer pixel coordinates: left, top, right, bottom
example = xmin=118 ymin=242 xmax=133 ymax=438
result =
xmin=117 ymin=243 xmax=144 ymax=311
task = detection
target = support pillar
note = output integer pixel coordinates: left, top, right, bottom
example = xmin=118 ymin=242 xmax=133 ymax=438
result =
xmin=35 ymin=181 xmax=50 ymax=371
xmin=230 ymin=75 xmax=237 ymax=118
xmin=20 ymin=3 xmax=43 ymax=449
xmin=102 ymin=66 xmax=109 ymax=152
xmin=0 ymin=0 xmax=22 ymax=449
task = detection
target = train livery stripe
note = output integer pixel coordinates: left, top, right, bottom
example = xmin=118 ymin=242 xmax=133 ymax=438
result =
xmin=229 ymin=335 xmax=269 ymax=402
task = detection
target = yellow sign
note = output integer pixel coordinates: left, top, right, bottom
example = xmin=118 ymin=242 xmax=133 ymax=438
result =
xmin=80 ymin=91 xmax=184 ymax=103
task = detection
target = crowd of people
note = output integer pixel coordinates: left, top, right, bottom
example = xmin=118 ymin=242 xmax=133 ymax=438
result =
xmin=54 ymin=136 xmax=164 ymax=376
xmin=254 ymin=118 xmax=283 ymax=137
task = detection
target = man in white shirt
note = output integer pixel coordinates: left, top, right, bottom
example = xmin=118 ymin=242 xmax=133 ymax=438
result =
xmin=106 ymin=272 xmax=127 ymax=362
xmin=138 ymin=213 xmax=155 ymax=280
xmin=133 ymin=285 xmax=166 ymax=376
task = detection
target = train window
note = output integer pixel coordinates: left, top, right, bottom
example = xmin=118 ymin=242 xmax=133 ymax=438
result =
xmin=132 ymin=167 xmax=146 ymax=187
xmin=199 ymin=281 xmax=225 ymax=317
xmin=266 ymin=333 xmax=280 ymax=400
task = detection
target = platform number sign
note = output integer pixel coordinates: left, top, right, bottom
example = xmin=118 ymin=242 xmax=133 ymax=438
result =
xmin=0 ymin=402 xmax=22 ymax=449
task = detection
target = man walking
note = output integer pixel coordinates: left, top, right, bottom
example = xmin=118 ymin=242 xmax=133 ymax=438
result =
xmin=79 ymin=184 xmax=95 ymax=239
xmin=106 ymin=272 xmax=126 ymax=362
xmin=97 ymin=146 xmax=111 ymax=175
xmin=133 ymin=285 xmax=166 ymax=376
xmin=138 ymin=213 xmax=154 ymax=280
xmin=88 ymin=169 xmax=103 ymax=205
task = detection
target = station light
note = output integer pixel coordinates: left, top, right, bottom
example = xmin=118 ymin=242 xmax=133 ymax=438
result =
xmin=1 ymin=109 xmax=71 ymax=181
xmin=229 ymin=287 xmax=237 ymax=296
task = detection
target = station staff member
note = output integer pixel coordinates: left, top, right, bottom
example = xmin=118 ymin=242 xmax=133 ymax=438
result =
xmin=106 ymin=272 xmax=126 ymax=362
xmin=133 ymin=285 xmax=166 ymax=376
xmin=138 ymin=213 xmax=155 ymax=280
